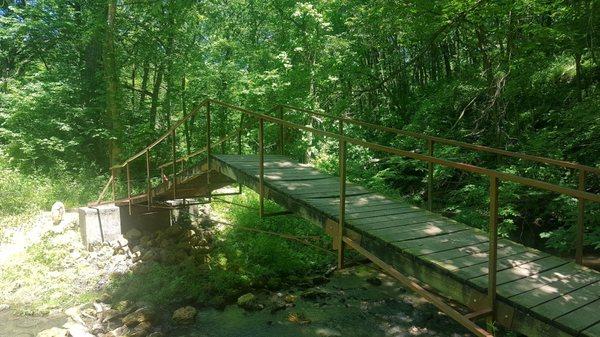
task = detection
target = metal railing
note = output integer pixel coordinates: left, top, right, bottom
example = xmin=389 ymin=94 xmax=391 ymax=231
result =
xmin=96 ymin=98 xmax=600 ymax=337
xmin=275 ymin=104 xmax=600 ymax=265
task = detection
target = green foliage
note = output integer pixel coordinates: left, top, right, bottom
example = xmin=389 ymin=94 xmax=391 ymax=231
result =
xmin=1 ymin=0 xmax=599 ymax=255
xmin=0 ymin=151 xmax=107 ymax=216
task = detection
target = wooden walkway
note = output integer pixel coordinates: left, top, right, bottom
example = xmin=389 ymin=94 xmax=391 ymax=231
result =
xmin=209 ymin=154 xmax=600 ymax=337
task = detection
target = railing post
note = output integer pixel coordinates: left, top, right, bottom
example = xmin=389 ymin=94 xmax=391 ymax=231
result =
xmin=338 ymin=137 xmax=347 ymax=270
xmin=487 ymin=175 xmax=499 ymax=328
xmin=126 ymin=162 xmax=132 ymax=215
xmin=206 ymin=100 xmax=212 ymax=202
xmin=172 ymin=130 xmax=177 ymax=200
xmin=146 ymin=149 xmax=151 ymax=209
xmin=258 ymin=117 xmax=265 ymax=218
xmin=111 ymin=168 xmax=116 ymax=201
xmin=576 ymin=169 xmax=586 ymax=265
xmin=237 ymin=114 xmax=243 ymax=194
xmin=278 ymin=105 xmax=284 ymax=155
xmin=337 ymin=117 xmax=346 ymax=269
xmin=427 ymin=139 xmax=434 ymax=211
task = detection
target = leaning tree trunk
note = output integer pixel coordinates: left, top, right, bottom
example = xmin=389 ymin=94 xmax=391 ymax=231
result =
xmin=104 ymin=0 xmax=120 ymax=167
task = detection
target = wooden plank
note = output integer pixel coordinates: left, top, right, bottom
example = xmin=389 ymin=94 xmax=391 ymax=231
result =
xmin=510 ymin=270 xmax=600 ymax=309
xmin=355 ymin=211 xmax=458 ymax=232
xmin=429 ymin=241 xmax=531 ymax=272
xmin=368 ymin=222 xmax=470 ymax=243
xmin=531 ymin=281 xmax=600 ymax=320
xmin=350 ymin=210 xmax=439 ymax=226
xmin=394 ymin=230 xmax=489 ymax=256
xmin=498 ymin=262 xmax=600 ymax=298
xmin=322 ymin=202 xmax=420 ymax=216
xmin=424 ymin=241 xmax=492 ymax=263
xmin=583 ymin=320 xmax=600 ymax=337
xmin=554 ymin=298 xmax=600 ymax=334
xmin=469 ymin=256 xmax=569 ymax=289
xmin=453 ymin=250 xmax=549 ymax=280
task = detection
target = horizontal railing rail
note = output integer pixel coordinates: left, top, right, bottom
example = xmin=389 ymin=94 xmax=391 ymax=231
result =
xmin=276 ymin=104 xmax=600 ymax=176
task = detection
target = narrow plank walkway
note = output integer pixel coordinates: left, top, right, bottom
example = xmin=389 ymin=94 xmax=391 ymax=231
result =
xmin=210 ymin=154 xmax=600 ymax=337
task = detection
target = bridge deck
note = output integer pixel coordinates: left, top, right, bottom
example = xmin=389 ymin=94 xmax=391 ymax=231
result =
xmin=210 ymin=154 xmax=600 ymax=337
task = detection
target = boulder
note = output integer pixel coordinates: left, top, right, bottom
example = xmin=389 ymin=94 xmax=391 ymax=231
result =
xmin=122 ymin=306 xmax=155 ymax=326
xmin=37 ymin=327 xmax=69 ymax=337
xmin=172 ymin=306 xmax=197 ymax=324
xmin=129 ymin=321 xmax=152 ymax=337
xmin=237 ymin=293 xmax=263 ymax=311
xmin=124 ymin=229 xmax=142 ymax=242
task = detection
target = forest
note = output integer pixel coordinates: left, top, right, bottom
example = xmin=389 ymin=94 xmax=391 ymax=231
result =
xmin=1 ymin=1 xmax=600 ymax=336
xmin=2 ymin=0 xmax=599 ymax=253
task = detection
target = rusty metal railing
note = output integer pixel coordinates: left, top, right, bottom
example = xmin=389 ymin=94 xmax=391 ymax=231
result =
xmin=275 ymin=104 xmax=600 ymax=266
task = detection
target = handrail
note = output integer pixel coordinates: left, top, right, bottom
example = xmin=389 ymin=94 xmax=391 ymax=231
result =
xmin=208 ymin=99 xmax=600 ymax=203
xmin=276 ymin=104 xmax=600 ymax=176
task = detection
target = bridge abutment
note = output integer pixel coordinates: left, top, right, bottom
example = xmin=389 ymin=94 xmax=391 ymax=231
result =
xmin=78 ymin=204 xmax=171 ymax=247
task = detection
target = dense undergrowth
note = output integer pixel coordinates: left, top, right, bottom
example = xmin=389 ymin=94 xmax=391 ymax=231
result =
xmin=0 ymin=151 xmax=106 ymax=240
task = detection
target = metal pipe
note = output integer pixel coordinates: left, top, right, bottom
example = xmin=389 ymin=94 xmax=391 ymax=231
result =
xmin=146 ymin=149 xmax=151 ymax=209
xmin=576 ymin=169 xmax=586 ymax=264
xmin=172 ymin=130 xmax=177 ymax=200
xmin=338 ymin=138 xmax=347 ymax=270
xmin=259 ymin=117 xmax=265 ymax=218
xmin=126 ymin=162 xmax=132 ymax=215
xmin=487 ymin=175 xmax=499 ymax=326
xmin=428 ymin=139 xmax=434 ymax=211
xmin=278 ymin=105 xmax=284 ymax=155
xmin=206 ymin=101 xmax=212 ymax=202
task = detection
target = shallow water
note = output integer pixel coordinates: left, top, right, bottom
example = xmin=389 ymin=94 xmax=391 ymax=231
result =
xmin=0 ymin=310 xmax=66 ymax=337
xmin=0 ymin=265 xmax=474 ymax=337
xmin=169 ymin=265 xmax=473 ymax=337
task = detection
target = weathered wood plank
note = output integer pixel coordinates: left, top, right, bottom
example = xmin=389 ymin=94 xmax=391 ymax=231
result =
xmin=469 ymin=256 xmax=569 ymax=289
xmin=554 ymin=298 xmax=600 ymax=334
xmin=394 ymin=230 xmax=489 ymax=256
xmin=509 ymin=270 xmax=600 ymax=309
xmin=531 ymin=281 xmax=600 ymax=320
xmin=429 ymin=241 xmax=530 ymax=272
xmin=368 ymin=221 xmax=469 ymax=243
xmin=454 ymin=250 xmax=549 ymax=280
xmin=498 ymin=262 xmax=600 ymax=299
xmin=583 ymin=320 xmax=600 ymax=337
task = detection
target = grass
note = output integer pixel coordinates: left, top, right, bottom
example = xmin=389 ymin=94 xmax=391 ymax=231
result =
xmin=0 ymin=226 xmax=102 ymax=315
xmin=0 ymin=152 xmax=106 ymax=241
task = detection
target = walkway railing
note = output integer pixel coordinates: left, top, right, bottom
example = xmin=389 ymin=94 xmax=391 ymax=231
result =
xmin=274 ymin=104 xmax=600 ymax=266
xmin=95 ymin=98 xmax=600 ymax=337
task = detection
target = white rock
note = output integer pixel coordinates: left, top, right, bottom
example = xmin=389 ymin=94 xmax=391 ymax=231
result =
xmin=51 ymin=201 xmax=65 ymax=225
xmin=37 ymin=327 xmax=69 ymax=337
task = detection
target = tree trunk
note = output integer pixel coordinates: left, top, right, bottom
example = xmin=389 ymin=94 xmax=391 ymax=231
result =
xmin=138 ymin=60 xmax=150 ymax=111
xmin=104 ymin=0 xmax=120 ymax=167
xmin=182 ymin=75 xmax=192 ymax=155
xmin=149 ymin=65 xmax=164 ymax=130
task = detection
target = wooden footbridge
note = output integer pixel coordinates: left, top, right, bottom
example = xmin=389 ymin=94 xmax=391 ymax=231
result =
xmin=95 ymin=99 xmax=600 ymax=337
